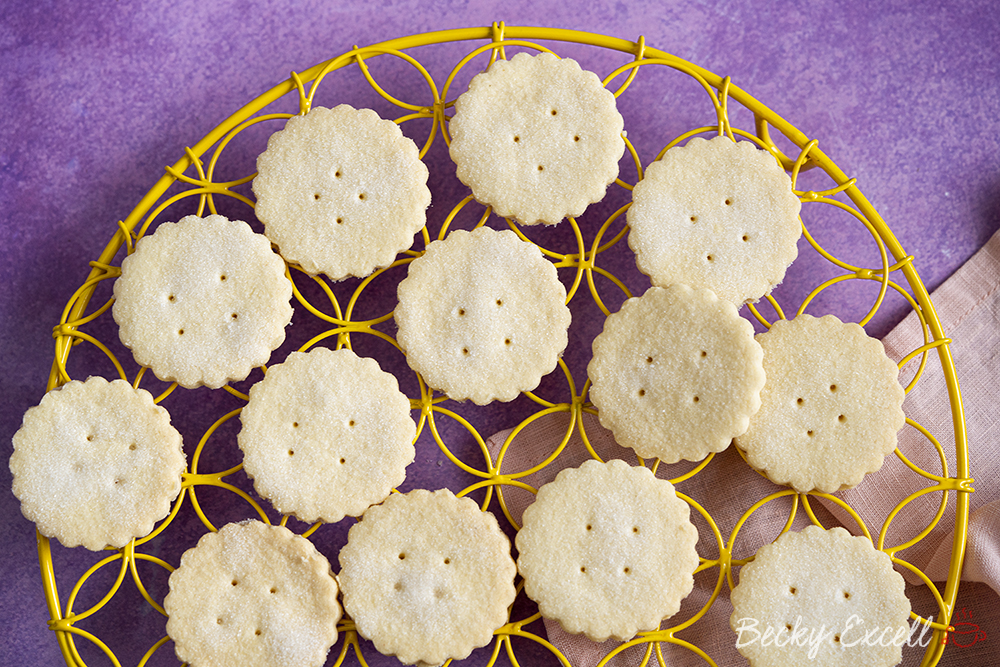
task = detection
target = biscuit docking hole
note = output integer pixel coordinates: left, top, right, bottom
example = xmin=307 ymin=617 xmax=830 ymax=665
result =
xmin=725 ymin=198 xmax=733 ymax=206
xmin=86 ymin=435 xmax=94 ymax=442
xmin=335 ymin=170 xmax=342 ymax=178
xmin=348 ymin=420 xmax=355 ymax=427
xmin=496 ymin=299 xmax=503 ymax=306
xmin=336 ymin=217 xmax=343 ymax=225
xmin=550 ymin=109 xmax=558 ymax=116
xmin=839 ymin=414 xmax=847 ymax=423
xmin=623 ymin=567 xmax=631 ymax=574
xmin=231 ymin=579 xmax=239 ymax=586
xmin=646 ymin=356 xmax=654 ymax=364
xmin=394 ymin=582 xmax=403 ymax=591
xmin=574 ymin=135 xmax=580 ymax=142
xmin=255 ymin=629 xmax=262 ymax=636
xmin=177 ymin=329 xmax=184 ymax=335
xmin=504 ymin=338 xmax=512 ymax=346
xmin=796 ymin=397 xmax=804 ymax=405
xmin=742 ymin=234 xmax=750 ymax=242
xmin=537 ymin=165 xmax=544 ymax=171
xmin=829 ymin=384 xmax=838 ymax=392
xmin=339 ymin=458 xmax=346 ymax=464
xmin=638 ymin=389 xmax=646 ymax=397
xmin=217 ymin=618 xmax=223 ymax=625
xmin=807 ymin=430 xmax=815 ymax=437
xmin=513 ymin=135 xmax=520 ymax=143
xmin=632 ymin=526 xmax=640 ymax=534
xmin=444 ymin=557 xmax=451 ymax=565
xmin=287 ymin=449 xmax=295 ymax=456
xmin=168 ymin=294 xmax=176 ymax=302
xmin=231 ymin=313 xmax=238 ymax=320
xmin=458 ymin=308 xmax=466 ymax=316
xmin=580 ymin=566 xmax=587 ymax=573
xmin=693 ymin=396 xmax=700 ymax=403
xmin=313 ymin=193 xmax=321 ymax=200
xmin=843 ymin=591 xmax=851 ymax=599
xmin=129 ymin=443 xmax=136 ymax=451
xmin=690 ymin=215 xmax=698 ymax=223
xmin=358 ymin=193 xmax=366 ymax=200
xmin=398 ymin=552 xmax=406 ymax=560
xmin=700 ymin=350 xmax=708 ymax=358
xmin=585 ymin=524 xmax=592 ymax=531
xmin=434 ymin=588 xmax=446 ymax=599
xmin=462 ymin=347 xmax=470 ymax=356
xmin=789 ymin=586 xmax=797 ymax=594
xmin=292 ymin=422 xmax=299 ymax=428
xmin=270 ymin=587 xmax=277 ymax=594
xmin=706 ymin=254 xmax=715 ymax=262
xmin=220 ymin=274 xmax=227 ymax=281
xmin=834 ymin=634 xmax=841 ymax=643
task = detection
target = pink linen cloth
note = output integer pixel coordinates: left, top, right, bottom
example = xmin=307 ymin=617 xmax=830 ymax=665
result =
xmin=486 ymin=229 xmax=1000 ymax=666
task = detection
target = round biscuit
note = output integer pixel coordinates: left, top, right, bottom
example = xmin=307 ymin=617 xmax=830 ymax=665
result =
xmin=734 ymin=314 xmax=906 ymax=493
xmin=165 ymin=520 xmax=341 ymax=667
xmin=515 ymin=459 xmax=700 ymax=642
xmin=627 ymin=135 xmax=802 ymax=305
xmin=253 ymin=105 xmax=431 ymax=279
xmin=730 ymin=525 xmax=911 ymax=667
xmin=588 ymin=284 xmax=765 ymax=463
xmin=394 ymin=226 xmax=571 ymax=405
xmin=449 ymin=52 xmax=625 ymax=226
xmin=10 ymin=376 xmax=185 ymax=550
xmin=112 ymin=214 xmax=293 ymax=389
xmin=338 ymin=489 xmax=517 ymax=666
xmin=238 ymin=347 xmax=416 ymax=523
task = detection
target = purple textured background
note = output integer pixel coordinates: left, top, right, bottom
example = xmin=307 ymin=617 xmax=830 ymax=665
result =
xmin=2 ymin=1 xmax=998 ymax=666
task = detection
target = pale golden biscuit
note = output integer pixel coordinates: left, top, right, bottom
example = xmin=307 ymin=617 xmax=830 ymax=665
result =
xmin=10 ymin=376 xmax=185 ymax=550
xmin=730 ymin=525 xmax=911 ymax=667
xmin=515 ymin=459 xmax=699 ymax=642
xmin=588 ymin=285 xmax=765 ymax=463
xmin=394 ymin=226 xmax=571 ymax=405
xmin=253 ymin=105 xmax=431 ymax=279
xmin=338 ymin=489 xmax=517 ymax=666
xmin=165 ymin=520 xmax=341 ymax=667
xmin=238 ymin=347 xmax=416 ymax=523
xmin=734 ymin=314 xmax=906 ymax=493
xmin=112 ymin=214 xmax=292 ymax=389
xmin=627 ymin=135 xmax=802 ymax=305
xmin=449 ymin=52 xmax=625 ymax=226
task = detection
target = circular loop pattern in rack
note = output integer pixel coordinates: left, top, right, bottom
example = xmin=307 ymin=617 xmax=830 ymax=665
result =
xmin=40 ymin=25 xmax=968 ymax=667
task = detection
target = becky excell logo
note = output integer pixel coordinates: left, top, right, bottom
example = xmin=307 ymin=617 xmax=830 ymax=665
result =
xmin=733 ymin=614 xmax=938 ymax=659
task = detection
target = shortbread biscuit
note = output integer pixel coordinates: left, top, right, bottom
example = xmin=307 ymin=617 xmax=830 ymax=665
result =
xmin=627 ymin=135 xmax=802 ymax=305
xmin=394 ymin=226 xmax=571 ymax=405
xmin=10 ymin=376 xmax=185 ymax=550
xmin=113 ymin=214 xmax=292 ymax=389
xmin=253 ymin=105 xmax=431 ymax=279
xmin=449 ymin=52 xmax=625 ymax=225
xmin=734 ymin=314 xmax=906 ymax=493
xmin=588 ymin=285 xmax=765 ymax=463
xmin=338 ymin=489 xmax=517 ymax=666
xmin=165 ymin=520 xmax=341 ymax=667
xmin=515 ymin=459 xmax=699 ymax=642
xmin=238 ymin=347 xmax=416 ymax=523
xmin=730 ymin=525 xmax=911 ymax=667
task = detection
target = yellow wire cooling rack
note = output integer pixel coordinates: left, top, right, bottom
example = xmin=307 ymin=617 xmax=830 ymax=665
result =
xmin=40 ymin=24 xmax=970 ymax=667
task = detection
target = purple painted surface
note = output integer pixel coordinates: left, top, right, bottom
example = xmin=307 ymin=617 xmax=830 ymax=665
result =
xmin=2 ymin=1 xmax=998 ymax=666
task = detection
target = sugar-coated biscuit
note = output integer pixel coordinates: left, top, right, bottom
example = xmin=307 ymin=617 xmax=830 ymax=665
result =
xmin=515 ymin=459 xmax=700 ymax=642
xmin=394 ymin=226 xmax=571 ymax=405
xmin=10 ymin=376 xmax=185 ymax=550
xmin=588 ymin=285 xmax=765 ymax=463
xmin=238 ymin=347 xmax=416 ymax=523
xmin=627 ymin=135 xmax=802 ymax=305
xmin=338 ymin=489 xmax=517 ymax=666
xmin=449 ymin=52 xmax=625 ymax=225
xmin=253 ymin=105 xmax=431 ymax=279
xmin=734 ymin=314 xmax=906 ymax=493
xmin=730 ymin=525 xmax=911 ymax=667
xmin=113 ymin=214 xmax=292 ymax=389
xmin=165 ymin=520 xmax=342 ymax=667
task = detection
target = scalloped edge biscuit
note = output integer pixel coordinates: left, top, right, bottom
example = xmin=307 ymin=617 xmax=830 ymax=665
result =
xmin=394 ymin=226 xmax=571 ymax=405
xmin=165 ymin=520 xmax=342 ymax=667
xmin=10 ymin=376 xmax=185 ymax=550
xmin=627 ymin=135 xmax=802 ymax=305
xmin=734 ymin=314 xmax=906 ymax=493
xmin=338 ymin=489 xmax=517 ymax=666
xmin=112 ymin=214 xmax=292 ymax=389
xmin=253 ymin=105 xmax=431 ymax=279
xmin=238 ymin=347 xmax=416 ymax=523
xmin=730 ymin=526 xmax=910 ymax=667
xmin=449 ymin=52 xmax=625 ymax=225
xmin=516 ymin=459 xmax=699 ymax=642
xmin=588 ymin=285 xmax=765 ymax=463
